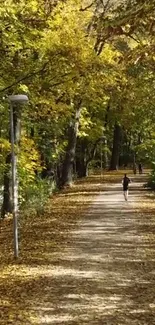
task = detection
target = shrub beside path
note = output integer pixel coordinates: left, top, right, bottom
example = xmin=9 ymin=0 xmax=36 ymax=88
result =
xmin=1 ymin=171 xmax=155 ymax=324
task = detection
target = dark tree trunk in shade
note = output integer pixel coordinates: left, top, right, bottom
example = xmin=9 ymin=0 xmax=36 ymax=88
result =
xmin=59 ymin=99 xmax=82 ymax=188
xmin=76 ymin=158 xmax=89 ymax=178
xmin=1 ymin=153 xmax=12 ymax=218
xmin=109 ymin=123 xmax=121 ymax=170
xmin=76 ymin=140 xmax=88 ymax=178
xmin=76 ymin=138 xmax=100 ymax=178
xmin=1 ymin=107 xmax=21 ymax=218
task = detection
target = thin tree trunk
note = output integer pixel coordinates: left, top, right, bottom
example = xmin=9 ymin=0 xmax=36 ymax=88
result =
xmin=103 ymin=138 xmax=109 ymax=169
xmin=103 ymin=102 xmax=110 ymax=169
xmin=109 ymin=123 xmax=121 ymax=170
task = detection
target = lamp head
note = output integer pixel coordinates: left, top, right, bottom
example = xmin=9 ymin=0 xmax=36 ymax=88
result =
xmin=8 ymin=95 xmax=28 ymax=104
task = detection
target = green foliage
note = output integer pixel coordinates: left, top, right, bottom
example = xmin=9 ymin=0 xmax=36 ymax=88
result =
xmin=135 ymin=139 xmax=155 ymax=164
xmin=20 ymin=177 xmax=55 ymax=216
xmin=146 ymin=165 xmax=155 ymax=190
xmin=0 ymin=0 xmax=155 ymax=211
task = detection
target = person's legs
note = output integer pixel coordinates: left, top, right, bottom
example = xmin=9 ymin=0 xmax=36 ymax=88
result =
xmin=123 ymin=190 xmax=128 ymax=201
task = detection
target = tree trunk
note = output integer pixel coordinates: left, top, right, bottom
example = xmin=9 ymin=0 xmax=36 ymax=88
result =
xmin=109 ymin=123 xmax=121 ymax=170
xmin=103 ymin=138 xmax=109 ymax=169
xmin=1 ymin=154 xmax=12 ymax=218
xmin=1 ymin=107 xmax=21 ymax=218
xmin=59 ymin=99 xmax=82 ymax=188
xmin=76 ymin=158 xmax=88 ymax=178
xmin=76 ymin=137 xmax=100 ymax=178
xmin=76 ymin=139 xmax=87 ymax=178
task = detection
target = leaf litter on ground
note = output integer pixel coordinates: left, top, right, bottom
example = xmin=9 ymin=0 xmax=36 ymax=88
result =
xmin=0 ymin=173 xmax=110 ymax=324
xmin=0 ymin=170 xmax=154 ymax=324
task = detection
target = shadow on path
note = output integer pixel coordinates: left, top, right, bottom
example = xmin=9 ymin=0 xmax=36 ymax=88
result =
xmin=37 ymin=174 xmax=155 ymax=324
xmin=1 ymin=173 xmax=155 ymax=324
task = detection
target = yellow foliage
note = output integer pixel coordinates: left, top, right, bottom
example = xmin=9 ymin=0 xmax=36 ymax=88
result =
xmin=0 ymin=138 xmax=10 ymax=152
xmin=19 ymin=136 xmax=41 ymax=180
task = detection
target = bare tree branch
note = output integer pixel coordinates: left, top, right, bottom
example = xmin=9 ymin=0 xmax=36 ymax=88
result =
xmin=80 ymin=1 xmax=95 ymax=11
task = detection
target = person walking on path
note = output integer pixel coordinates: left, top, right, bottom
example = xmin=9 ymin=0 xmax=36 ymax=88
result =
xmin=122 ymin=173 xmax=131 ymax=201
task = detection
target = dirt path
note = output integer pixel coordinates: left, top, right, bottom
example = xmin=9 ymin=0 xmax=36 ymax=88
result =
xmin=39 ymin=175 xmax=155 ymax=325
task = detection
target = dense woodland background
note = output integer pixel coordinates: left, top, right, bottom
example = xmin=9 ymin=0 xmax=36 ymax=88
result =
xmin=1 ymin=0 xmax=155 ymax=217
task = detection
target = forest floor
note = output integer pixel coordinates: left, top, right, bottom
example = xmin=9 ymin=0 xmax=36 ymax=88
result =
xmin=1 ymin=170 xmax=155 ymax=324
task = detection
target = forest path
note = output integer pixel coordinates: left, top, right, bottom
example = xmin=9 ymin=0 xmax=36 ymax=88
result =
xmin=39 ymin=173 xmax=155 ymax=325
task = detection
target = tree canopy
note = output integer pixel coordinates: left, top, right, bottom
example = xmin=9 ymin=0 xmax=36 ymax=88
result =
xmin=0 ymin=0 xmax=155 ymax=215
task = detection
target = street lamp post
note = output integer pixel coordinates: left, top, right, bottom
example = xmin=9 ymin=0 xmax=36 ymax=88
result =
xmin=8 ymin=95 xmax=28 ymax=258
